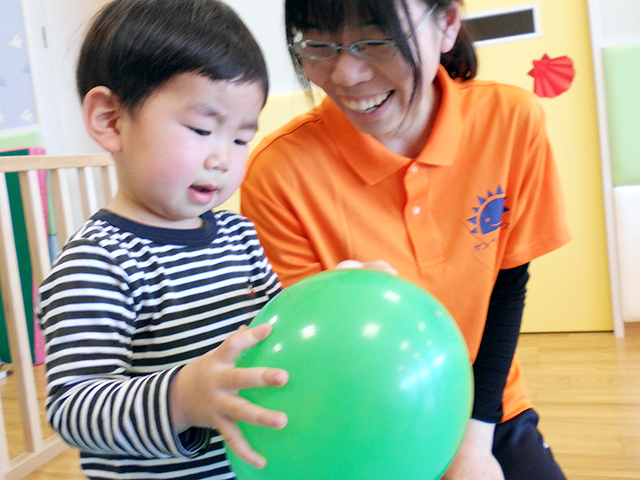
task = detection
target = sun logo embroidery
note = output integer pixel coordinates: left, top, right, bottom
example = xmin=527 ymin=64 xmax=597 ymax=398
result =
xmin=468 ymin=186 xmax=509 ymax=250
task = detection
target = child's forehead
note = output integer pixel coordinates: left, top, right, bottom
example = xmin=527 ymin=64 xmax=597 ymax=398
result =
xmin=154 ymin=72 xmax=265 ymax=105
xmin=149 ymin=72 xmax=264 ymax=124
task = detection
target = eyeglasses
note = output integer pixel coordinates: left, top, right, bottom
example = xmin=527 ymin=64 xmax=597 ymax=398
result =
xmin=289 ymin=5 xmax=436 ymax=62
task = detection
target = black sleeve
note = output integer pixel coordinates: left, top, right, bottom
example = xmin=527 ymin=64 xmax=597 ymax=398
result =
xmin=471 ymin=263 xmax=530 ymax=423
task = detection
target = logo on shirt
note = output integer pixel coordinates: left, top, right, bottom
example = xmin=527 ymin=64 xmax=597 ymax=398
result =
xmin=468 ymin=185 xmax=509 ymax=250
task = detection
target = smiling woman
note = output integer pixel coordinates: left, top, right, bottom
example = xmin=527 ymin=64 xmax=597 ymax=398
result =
xmin=241 ymin=0 xmax=571 ymax=479
xmin=286 ymin=1 xmax=453 ymax=156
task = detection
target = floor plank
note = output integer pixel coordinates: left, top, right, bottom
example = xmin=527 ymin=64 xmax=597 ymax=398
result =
xmin=520 ymin=323 xmax=640 ymax=479
xmin=2 ymin=324 xmax=640 ymax=479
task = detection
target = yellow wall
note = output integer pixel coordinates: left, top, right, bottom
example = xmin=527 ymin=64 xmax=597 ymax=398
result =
xmin=228 ymin=0 xmax=612 ymax=332
xmin=218 ymin=90 xmax=314 ymax=213
xmin=465 ymin=0 xmax=612 ymax=331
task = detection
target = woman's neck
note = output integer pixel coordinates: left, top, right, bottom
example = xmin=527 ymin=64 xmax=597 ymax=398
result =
xmin=375 ymin=81 xmax=442 ymax=158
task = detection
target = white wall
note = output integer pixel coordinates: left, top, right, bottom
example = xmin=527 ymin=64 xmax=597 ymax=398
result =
xmin=232 ymin=0 xmax=299 ymax=94
xmin=21 ymin=0 xmax=297 ymax=155
xmin=598 ymin=0 xmax=640 ymax=45
xmin=22 ymin=0 xmax=109 ymax=154
xmin=587 ymin=0 xmax=640 ymax=333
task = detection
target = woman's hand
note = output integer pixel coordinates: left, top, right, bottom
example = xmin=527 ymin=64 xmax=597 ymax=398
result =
xmin=170 ymin=323 xmax=289 ymax=469
xmin=441 ymin=419 xmax=505 ymax=480
xmin=335 ymin=259 xmax=398 ymax=276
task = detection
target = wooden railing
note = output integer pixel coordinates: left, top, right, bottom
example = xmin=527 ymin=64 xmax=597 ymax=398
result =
xmin=0 ymin=154 xmax=116 ymax=480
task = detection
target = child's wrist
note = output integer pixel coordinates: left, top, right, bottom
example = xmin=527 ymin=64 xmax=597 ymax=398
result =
xmin=169 ymin=367 xmax=191 ymax=434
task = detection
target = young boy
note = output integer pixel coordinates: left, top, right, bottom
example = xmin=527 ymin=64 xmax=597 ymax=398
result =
xmin=37 ymin=1 xmax=289 ymax=478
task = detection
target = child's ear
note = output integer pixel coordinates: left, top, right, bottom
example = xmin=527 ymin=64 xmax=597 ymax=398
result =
xmin=82 ymin=86 xmax=124 ymax=153
xmin=439 ymin=2 xmax=462 ymax=54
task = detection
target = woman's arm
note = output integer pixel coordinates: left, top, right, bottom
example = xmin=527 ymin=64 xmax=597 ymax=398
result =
xmin=472 ymin=263 xmax=530 ymax=423
xmin=241 ymin=179 xmax=326 ymax=287
xmin=443 ymin=263 xmax=529 ymax=480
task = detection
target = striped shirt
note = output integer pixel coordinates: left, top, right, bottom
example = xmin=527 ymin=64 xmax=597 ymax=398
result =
xmin=38 ymin=209 xmax=281 ymax=479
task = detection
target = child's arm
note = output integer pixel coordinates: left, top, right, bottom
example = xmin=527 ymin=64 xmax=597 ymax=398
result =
xmin=40 ymin=251 xmax=192 ymax=459
xmin=170 ymin=322 xmax=288 ymax=469
xmin=39 ymin=233 xmax=285 ymax=462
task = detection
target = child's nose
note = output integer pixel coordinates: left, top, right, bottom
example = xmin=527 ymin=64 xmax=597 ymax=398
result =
xmin=205 ymin=149 xmax=229 ymax=172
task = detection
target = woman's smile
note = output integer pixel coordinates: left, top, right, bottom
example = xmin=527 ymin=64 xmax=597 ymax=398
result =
xmin=341 ymin=91 xmax=393 ymax=114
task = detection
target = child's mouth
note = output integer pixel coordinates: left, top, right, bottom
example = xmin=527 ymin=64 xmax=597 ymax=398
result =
xmin=191 ymin=185 xmax=214 ymax=194
xmin=189 ymin=184 xmax=219 ymax=204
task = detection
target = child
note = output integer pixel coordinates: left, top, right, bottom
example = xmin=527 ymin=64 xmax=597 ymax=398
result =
xmin=37 ymin=1 xmax=289 ymax=478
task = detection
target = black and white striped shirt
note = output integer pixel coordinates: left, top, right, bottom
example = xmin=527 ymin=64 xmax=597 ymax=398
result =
xmin=38 ymin=209 xmax=281 ymax=479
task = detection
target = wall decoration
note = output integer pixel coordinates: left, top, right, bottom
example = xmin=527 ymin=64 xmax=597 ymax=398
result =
xmin=464 ymin=4 xmax=541 ymax=47
xmin=0 ymin=0 xmax=39 ymax=134
xmin=528 ymin=54 xmax=575 ymax=98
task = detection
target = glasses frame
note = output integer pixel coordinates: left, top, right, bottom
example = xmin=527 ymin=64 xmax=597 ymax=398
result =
xmin=289 ymin=4 xmax=437 ymax=62
xmin=290 ymin=38 xmax=398 ymax=62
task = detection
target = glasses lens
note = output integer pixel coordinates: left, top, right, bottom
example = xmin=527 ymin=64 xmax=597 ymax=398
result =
xmin=298 ymin=40 xmax=337 ymax=60
xmin=293 ymin=39 xmax=398 ymax=61
xmin=352 ymin=40 xmax=397 ymax=60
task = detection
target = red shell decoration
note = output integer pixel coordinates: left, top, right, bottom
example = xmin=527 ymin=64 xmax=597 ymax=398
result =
xmin=528 ymin=54 xmax=575 ymax=98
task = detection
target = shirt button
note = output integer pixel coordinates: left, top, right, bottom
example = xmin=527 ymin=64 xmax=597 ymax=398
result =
xmin=412 ymin=205 xmax=422 ymax=215
xmin=410 ymin=165 xmax=419 ymax=173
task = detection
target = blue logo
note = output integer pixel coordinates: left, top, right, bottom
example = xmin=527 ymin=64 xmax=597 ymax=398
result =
xmin=468 ymin=186 xmax=509 ymax=239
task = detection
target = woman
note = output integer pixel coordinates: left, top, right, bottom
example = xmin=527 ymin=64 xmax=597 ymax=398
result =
xmin=241 ymin=0 xmax=570 ymax=478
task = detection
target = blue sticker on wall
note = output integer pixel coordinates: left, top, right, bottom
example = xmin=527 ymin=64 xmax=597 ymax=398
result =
xmin=0 ymin=0 xmax=39 ymax=132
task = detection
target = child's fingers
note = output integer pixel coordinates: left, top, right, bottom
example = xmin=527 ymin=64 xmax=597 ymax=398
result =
xmin=218 ymin=394 xmax=288 ymax=430
xmin=216 ymin=322 xmax=273 ymax=361
xmin=216 ymin=418 xmax=267 ymax=469
xmin=220 ymin=366 xmax=289 ymax=390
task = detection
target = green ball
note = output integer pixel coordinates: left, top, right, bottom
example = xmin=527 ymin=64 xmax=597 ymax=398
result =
xmin=226 ymin=269 xmax=473 ymax=480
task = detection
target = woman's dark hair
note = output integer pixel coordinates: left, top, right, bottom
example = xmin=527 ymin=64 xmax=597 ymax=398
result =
xmin=77 ymin=0 xmax=269 ymax=111
xmin=285 ymin=0 xmax=477 ymax=101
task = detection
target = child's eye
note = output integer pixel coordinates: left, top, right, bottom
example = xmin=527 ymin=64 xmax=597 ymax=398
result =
xmin=234 ymin=139 xmax=249 ymax=146
xmin=190 ymin=127 xmax=211 ymax=136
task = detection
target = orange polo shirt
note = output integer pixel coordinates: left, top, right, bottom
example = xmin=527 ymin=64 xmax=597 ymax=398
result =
xmin=241 ymin=66 xmax=571 ymax=422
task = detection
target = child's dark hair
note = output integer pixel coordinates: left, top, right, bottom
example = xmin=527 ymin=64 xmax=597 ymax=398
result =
xmin=285 ymin=0 xmax=477 ymax=102
xmin=77 ymin=0 xmax=269 ymax=111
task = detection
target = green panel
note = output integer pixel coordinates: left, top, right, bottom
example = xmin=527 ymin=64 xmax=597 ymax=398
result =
xmin=603 ymin=44 xmax=640 ymax=186
xmin=0 ymin=149 xmax=35 ymax=363
xmin=0 ymin=129 xmax=41 ymax=153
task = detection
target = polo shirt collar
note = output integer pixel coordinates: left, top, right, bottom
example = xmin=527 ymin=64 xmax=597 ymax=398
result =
xmin=322 ymin=66 xmax=463 ymax=185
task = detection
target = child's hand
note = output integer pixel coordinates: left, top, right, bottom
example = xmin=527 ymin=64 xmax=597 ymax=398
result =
xmin=335 ymin=259 xmax=398 ymax=276
xmin=170 ymin=323 xmax=288 ymax=469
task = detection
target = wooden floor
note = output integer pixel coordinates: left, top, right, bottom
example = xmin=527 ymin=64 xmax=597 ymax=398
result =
xmin=520 ymin=323 xmax=640 ymax=480
xmin=2 ymin=324 xmax=640 ymax=479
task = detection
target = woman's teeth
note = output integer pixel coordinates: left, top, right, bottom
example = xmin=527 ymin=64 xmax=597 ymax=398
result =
xmin=343 ymin=92 xmax=391 ymax=113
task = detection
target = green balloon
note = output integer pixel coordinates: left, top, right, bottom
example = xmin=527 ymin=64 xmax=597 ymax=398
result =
xmin=226 ymin=269 xmax=473 ymax=480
